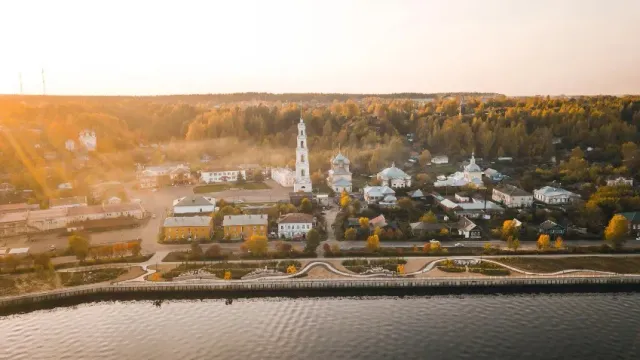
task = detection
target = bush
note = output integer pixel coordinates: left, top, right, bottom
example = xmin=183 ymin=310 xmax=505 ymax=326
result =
xmin=59 ymin=268 xmax=127 ymax=286
xmin=469 ymin=268 xmax=511 ymax=276
xmin=437 ymin=266 xmax=466 ymax=273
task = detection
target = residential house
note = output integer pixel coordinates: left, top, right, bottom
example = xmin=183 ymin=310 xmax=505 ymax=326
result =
xmin=606 ymin=177 xmax=634 ymax=187
xmin=0 ymin=211 xmax=28 ymax=237
xmin=277 ymin=212 xmax=314 ymax=239
xmin=408 ymin=189 xmax=426 ymax=200
xmin=163 ymin=216 xmax=213 ymax=241
xmin=538 ymin=220 xmax=566 ymax=237
xmin=104 ymin=196 xmax=122 ymax=205
xmin=620 ymin=212 xmax=640 ymax=237
xmin=456 ymin=217 xmax=482 ymax=239
xmin=434 ymin=193 xmax=504 ymax=219
xmin=533 ymin=186 xmax=579 ymax=205
xmin=65 ymin=139 xmax=75 ymax=151
xmin=492 ymin=185 xmax=533 ymax=208
xmin=434 ymin=153 xmax=484 ymax=188
xmin=172 ymin=195 xmax=216 ymax=215
xmin=431 ymin=155 xmax=449 ymax=165
xmin=78 ymin=130 xmax=97 ymax=152
xmin=484 ymin=168 xmax=505 ymax=182
xmin=200 ymin=169 xmax=246 ymax=183
xmin=377 ymin=163 xmax=412 ymax=188
xmin=410 ymin=222 xmax=450 ymax=237
xmin=223 ymin=214 xmax=268 ymax=240
xmin=369 ymin=214 xmax=388 ymax=229
xmin=363 ymin=186 xmax=396 ymax=205
xmin=50 ymin=196 xmax=88 ymax=209
xmin=169 ymin=166 xmax=192 ymax=184
xmin=137 ymin=164 xmax=186 ymax=189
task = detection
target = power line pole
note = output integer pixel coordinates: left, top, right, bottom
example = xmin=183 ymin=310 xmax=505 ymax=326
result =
xmin=41 ymin=68 xmax=46 ymax=95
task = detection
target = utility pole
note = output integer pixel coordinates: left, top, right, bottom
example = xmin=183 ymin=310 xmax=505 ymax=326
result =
xmin=41 ymin=68 xmax=46 ymax=95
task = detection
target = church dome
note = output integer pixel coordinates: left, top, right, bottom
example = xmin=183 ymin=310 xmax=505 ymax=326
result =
xmin=332 ymin=152 xmax=350 ymax=165
xmin=464 ymin=153 xmax=481 ymax=172
xmin=378 ymin=163 xmax=409 ymax=179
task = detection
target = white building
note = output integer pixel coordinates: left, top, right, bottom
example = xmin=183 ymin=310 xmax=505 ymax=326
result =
xmin=294 ymin=118 xmax=313 ymax=192
xmin=200 ymin=169 xmax=246 ymax=183
xmin=492 ymin=184 xmax=533 ymax=208
xmin=65 ymin=139 xmax=75 ymax=152
xmin=172 ymin=195 xmax=216 ymax=215
xmin=277 ymin=212 xmax=314 ymax=239
xmin=431 ymin=155 xmax=449 ymax=165
xmin=271 ymin=167 xmax=296 ymax=187
xmin=78 ymin=130 xmax=97 ymax=152
xmin=434 ymin=153 xmax=484 ymax=188
xmin=57 ymin=183 xmax=73 ymax=190
xmin=377 ymin=163 xmax=411 ymax=188
xmin=533 ymin=186 xmax=579 ymax=204
xmin=26 ymin=208 xmax=69 ymax=232
xmin=606 ymin=177 xmax=634 ymax=187
xmin=50 ymin=196 xmax=88 ymax=209
xmin=327 ymin=152 xmax=352 ymax=193
xmin=363 ymin=186 xmax=396 ymax=205
xmin=137 ymin=164 xmax=190 ymax=189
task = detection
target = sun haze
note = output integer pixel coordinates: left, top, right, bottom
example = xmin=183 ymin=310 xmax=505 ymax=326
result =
xmin=1 ymin=0 xmax=639 ymax=96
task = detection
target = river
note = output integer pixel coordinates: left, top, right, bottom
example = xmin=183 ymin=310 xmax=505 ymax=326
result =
xmin=1 ymin=293 xmax=639 ymax=359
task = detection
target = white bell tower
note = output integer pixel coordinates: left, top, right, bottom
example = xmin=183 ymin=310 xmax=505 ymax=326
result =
xmin=294 ymin=118 xmax=312 ymax=192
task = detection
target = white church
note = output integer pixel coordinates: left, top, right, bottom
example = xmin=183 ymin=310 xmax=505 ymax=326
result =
xmin=327 ymin=151 xmax=352 ymax=193
xmin=434 ymin=152 xmax=484 ymax=187
xmin=294 ymin=119 xmax=312 ymax=192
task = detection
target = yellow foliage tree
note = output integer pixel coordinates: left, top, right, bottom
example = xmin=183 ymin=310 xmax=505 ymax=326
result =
xmin=374 ymin=226 xmax=383 ymax=237
xmin=340 ymin=190 xmax=351 ymax=209
xmin=150 ymin=272 xmax=162 ymax=282
xmin=554 ymin=236 xmax=564 ymax=249
xmin=502 ymin=220 xmax=518 ymax=240
xmin=366 ymin=234 xmax=380 ymax=251
xmin=440 ymin=228 xmax=449 ymax=236
xmin=423 ymin=243 xmax=431 ymax=253
xmin=359 ymin=217 xmax=370 ymax=229
xmin=244 ymin=234 xmax=269 ymax=256
xmin=420 ymin=211 xmax=437 ymax=223
xmin=430 ymin=241 xmax=442 ymax=252
xmin=537 ymin=234 xmax=551 ymax=250
xmin=604 ymin=214 xmax=629 ymax=249
xmin=396 ymin=264 xmax=405 ymax=274
xmin=223 ymin=270 xmax=232 ymax=280
xmin=286 ymin=265 xmax=297 ymax=274
xmin=344 ymin=228 xmax=357 ymax=240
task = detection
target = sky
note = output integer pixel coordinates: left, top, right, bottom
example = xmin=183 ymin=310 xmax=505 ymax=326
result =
xmin=1 ymin=0 xmax=639 ymax=96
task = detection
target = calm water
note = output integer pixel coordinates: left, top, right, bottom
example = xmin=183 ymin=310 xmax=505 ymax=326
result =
xmin=1 ymin=294 xmax=640 ymax=360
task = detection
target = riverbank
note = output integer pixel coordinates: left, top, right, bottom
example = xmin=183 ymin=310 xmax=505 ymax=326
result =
xmin=2 ymin=275 xmax=640 ymax=315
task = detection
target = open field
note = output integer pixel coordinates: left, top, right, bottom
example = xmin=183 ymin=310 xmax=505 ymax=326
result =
xmin=498 ymin=257 xmax=640 ymax=274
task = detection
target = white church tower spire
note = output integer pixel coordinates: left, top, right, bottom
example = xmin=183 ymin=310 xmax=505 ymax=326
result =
xmin=294 ymin=118 xmax=312 ymax=192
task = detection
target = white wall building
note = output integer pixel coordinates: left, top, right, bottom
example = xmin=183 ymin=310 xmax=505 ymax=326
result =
xmin=363 ymin=186 xmax=396 ymax=205
xmin=78 ymin=130 xmax=97 ymax=152
xmin=200 ymin=169 xmax=246 ymax=183
xmin=327 ymin=152 xmax=352 ymax=193
xmin=434 ymin=153 xmax=484 ymax=188
xmin=534 ymin=186 xmax=579 ymax=204
xmin=277 ymin=212 xmax=314 ymax=239
xmin=294 ymin=118 xmax=313 ymax=192
xmin=431 ymin=155 xmax=449 ymax=165
xmin=65 ymin=139 xmax=75 ymax=152
xmin=492 ymin=184 xmax=533 ymax=208
xmin=606 ymin=177 xmax=634 ymax=187
xmin=377 ymin=163 xmax=411 ymax=188
xmin=271 ymin=167 xmax=296 ymax=187
xmin=172 ymin=195 xmax=216 ymax=215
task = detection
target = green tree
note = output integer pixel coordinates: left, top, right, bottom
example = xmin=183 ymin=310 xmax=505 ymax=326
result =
xmin=419 ymin=149 xmax=432 ymax=166
xmin=205 ymin=244 xmax=222 ymax=258
xmin=352 ymin=199 xmax=362 ymax=214
xmin=190 ymin=242 xmax=203 ymax=260
xmin=305 ymin=228 xmax=321 ymax=252
xmin=131 ymin=242 xmax=142 ymax=257
xmin=397 ymin=197 xmax=413 ymax=211
xmin=68 ymin=233 xmax=90 ymax=261
xmin=344 ymin=228 xmax=357 ymax=240
xmin=300 ymin=198 xmax=313 ymax=214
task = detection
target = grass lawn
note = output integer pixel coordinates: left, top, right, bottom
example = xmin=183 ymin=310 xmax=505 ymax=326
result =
xmin=498 ymin=257 xmax=640 ymax=274
xmin=193 ymin=182 xmax=270 ymax=193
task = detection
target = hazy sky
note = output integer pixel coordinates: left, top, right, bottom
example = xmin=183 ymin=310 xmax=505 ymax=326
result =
xmin=1 ymin=0 xmax=639 ymax=96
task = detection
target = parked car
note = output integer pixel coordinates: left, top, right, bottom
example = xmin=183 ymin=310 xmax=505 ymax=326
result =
xmin=454 ymin=243 xmax=465 ymax=247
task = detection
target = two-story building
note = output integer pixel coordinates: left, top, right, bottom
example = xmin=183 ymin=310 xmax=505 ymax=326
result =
xmin=363 ymin=186 xmax=396 ymax=205
xmin=533 ymin=186 xmax=579 ymax=205
xmin=172 ymin=195 xmax=216 ymax=215
xmin=492 ymin=184 xmax=533 ymax=208
xmin=277 ymin=213 xmax=314 ymax=239
xmin=606 ymin=177 xmax=634 ymax=187
xmin=163 ymin=216 xmax=213 ymax=241
xmin=200 ymin=169 xmax=247 ymax=183
xmin=223 ymin=214 xmax=268 ymax=240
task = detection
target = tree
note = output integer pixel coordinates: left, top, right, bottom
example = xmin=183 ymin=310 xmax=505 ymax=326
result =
xmin=236 ymin=172 xmax=246 ymax=184
xmin=340 ymin=191 xmax=351 ymax=209
xmin=358 ymin=217 xmax=370 ymax=229
xmin=420 ymin=211 xmax=437 ymax=223
xmin=439 ymin=228 xmax=449 ymax=236
xmin=68 ymin=233 xmax=90 ymax=261
xmin=300 ymin=198 xmax=313 ymax=214
xmin=537 ymin=234 xmax=551 ymax=250
xmin=244 ymin=234 xmax=269 ymax=256
xmin=330 ymin=243 xmax=341 ymax=254
xmin=205 ymin=244 xmax=222 ymax=258
xmin=571 ymin=147 xmax=585 ymax=159
xmin=253 ymin=169 xmax=265 ymax=182
xmin=501 ymin=220 xmax=518 ymax=240
xmin=344 ymin=228 xmax=357 ymax=240
xmin=512 ymin=238 xmax=520 ymax=251
xmin=422 ymin=243 xmax=431 ymax=253
xmin=276 ymin=241 xmax=293 ymax=253
xmin=5 ymin=255 xmax=20 ymax=272
xmin=430 ymin=241 xmax=442 ymax=252
xmin=190 ymin=242 xmax=203 ymax=260
xmin=306 ymin=228 xmax=320 ymax=251
xmin=32 ymin=253 xmax=53 ymax=272
xmin=366 ymin=235 xmax=380 ymax=251
xmin=397 ymin=197 xmax=414 ymax=211
xmin=352 ymin=199 xmax=362 ymax=214
xmin=130 ymin=242 xmax=142 ymax=257
xmin=419 ymin=149 xmax=432 ymax=166
xmin=554 ymin=236 xmax=564 ymax=249
xmin=605 ymin=214 xmax=629 ymax=249
xmin=483 ymin=243 xmax=493 ymax=253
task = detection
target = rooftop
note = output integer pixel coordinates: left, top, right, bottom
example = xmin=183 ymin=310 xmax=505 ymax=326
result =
xmin=278 ymin=212 xmax=314 ymax=224
xmin=539 ymin=220 xmax=563 ymax=230
xmin=378 ymin=163 xmax=410 ymax=180
xmin=223 ymin=214 xmax=268 ymax=226
xmin=535 ymin=186 xmax=576 ymax=197
xmin=332 ymin=152 xmax=350 ymax=165
xmin=164 ymin=216 xmax=212 ymax=228
xmin=0 ymin=211 xmax=28 ymax=223
xmin=50 ymin=196 xmax=88 ymax=208
xmin=494 ymin=184 xmax=532 ymax=197
xmin=620 ymin=212 xmax=640 ymax=223
xmin=0 ymin=203 xmax=30 ymax=213
xmin=363 ymin=186 xmax=395 ymax=197
xmin=173 ymin=195 xmax=216 ymax=208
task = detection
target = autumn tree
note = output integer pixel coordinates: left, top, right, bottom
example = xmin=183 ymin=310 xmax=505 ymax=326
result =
xmin=359 ymin=217 xmax=370 ymax=229
xmin=420 ymin=211 xmax=437 ymax=223
xmin=352 ymin=199 xmax=362 ymax=214
xmin=300 ymin=198 xmax=313 ymax=214
xmin=340 ymin=190 xmax=351 ymax=209
xmin=305 ymin=228 xmax=320 ymax=252
xmin=397 ymin=197 xmax=414 ymax=211
xmin=190 ymin=242 xmax=203 ymax=260
xmin=537 ymin=234 xmax=551 ymax=250
xmin=501 ymin=220 xmax=519 ymax=240
xmin=344 ymin=228 xmax=357 ymax=240
xmin=244 ymin=234 xmax=269 ymax=256
xmin=419 ymin=149 xmax=432 ymax=166
xmin=605 ymin=214 xmax=629 ymax=249
xmin=205 ymin=244 xmax=222 ymax=258
xmin=130 ymin=242 xmax=142 ymax=257
xmin=68 ymin=233 xmax=90 ymax=261
xmin=366 ymin=234 xmax=380 ymax=251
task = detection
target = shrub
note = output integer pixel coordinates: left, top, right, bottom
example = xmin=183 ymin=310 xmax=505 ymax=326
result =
xmin=437 ymin=266 xmax=466 ymax=273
